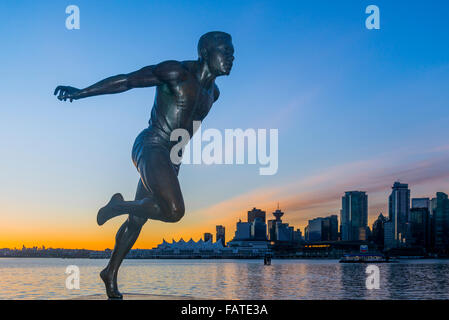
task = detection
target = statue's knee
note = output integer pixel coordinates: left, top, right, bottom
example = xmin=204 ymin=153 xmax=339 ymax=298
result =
xmin=140 ymin=198 xmax=158 ymax=214
xmin=169 ymin=202 xmax=185 ymax=222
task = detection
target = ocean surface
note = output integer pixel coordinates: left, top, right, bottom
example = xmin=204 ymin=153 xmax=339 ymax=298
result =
xmin=1 ymin=258 xmax=449 ymax=299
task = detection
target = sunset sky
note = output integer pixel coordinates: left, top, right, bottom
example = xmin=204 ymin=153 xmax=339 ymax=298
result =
xmin=1 ymin=0 xmax=449 ymax=250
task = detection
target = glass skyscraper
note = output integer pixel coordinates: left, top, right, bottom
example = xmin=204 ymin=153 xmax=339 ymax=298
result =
xmin=388 ymin=182 xmax=410 ymax=247
xmin=340 ymin=191 xmax=368 ymax=241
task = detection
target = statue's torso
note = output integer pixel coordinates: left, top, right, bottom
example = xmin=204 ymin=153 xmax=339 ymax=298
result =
xmin=148 ymin=62 xmax=218 ymax=141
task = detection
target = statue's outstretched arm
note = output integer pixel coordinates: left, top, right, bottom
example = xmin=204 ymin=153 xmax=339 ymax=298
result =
xmin=54 ymin=60 xmax=186 ymax=102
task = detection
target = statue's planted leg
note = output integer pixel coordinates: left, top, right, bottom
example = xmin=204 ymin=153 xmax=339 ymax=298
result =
xmin=100 ymin=215 xmax=146 ymax=299
xmin=100 ymin=180 xmax=149 ymax=299
xmin=99 ymin=146 xmax=184 ymax=299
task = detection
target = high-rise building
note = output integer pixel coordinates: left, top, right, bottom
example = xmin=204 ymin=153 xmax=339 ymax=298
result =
xmin=388 ymin=182 xmax=410 ymax=247
xmin=204 ymin=233 xmax=213 ymax=242
xmin=412 ymin=198 xmax=430 ymax=210
xmin=305 ymin=215 xmax=338 ymax=242
xmin=275 ymin=222 xmax=293 ymax=241
xmin=409 ymin=207 xmax=430 ymax=249
xmin=372 ymin=213 xmax=387 ymax=248
xmin=306 ymin=218 xmax=323 ymax=241
xmin=341 ymin=191 xmax=368 ymax=241
xmin=216 ymin=225 xmax=226 ymax=246
xmin=234 ymin=220 xmax=251 ymax=240
xmin=248 ymin=208 xmax=266 ymax=223
xmin=293 ymin=229 xmax=302 ymax=242
xmin=384 ymin=221 xmax=395 ymax=250
xmin=268 ymin=219 xmax=276 ymax=241
xmin=433 ymin=192 xmax=449 ymax=252
xmin=251 ymin=217 xmax=267 ymax=240
xmin=328 ymin=215 xmax=339 ymax=241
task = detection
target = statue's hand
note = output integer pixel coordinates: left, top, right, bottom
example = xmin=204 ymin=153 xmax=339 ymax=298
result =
xmin=54 ymin=86 xmax=81 ymax=102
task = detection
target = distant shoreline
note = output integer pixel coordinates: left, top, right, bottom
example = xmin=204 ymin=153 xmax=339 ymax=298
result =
xmin=2 ymin=255 xmax=449 ymax=260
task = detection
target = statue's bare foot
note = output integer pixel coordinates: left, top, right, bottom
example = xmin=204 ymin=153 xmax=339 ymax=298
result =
xmin=100 ymin=267 xmax=123 ymax=300
xmin=97 ymin=193 xmax=124 ymax=226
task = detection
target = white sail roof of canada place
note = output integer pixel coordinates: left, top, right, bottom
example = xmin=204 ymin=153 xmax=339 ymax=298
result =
xmin=157 ymin=238 xmax=224 ymax=250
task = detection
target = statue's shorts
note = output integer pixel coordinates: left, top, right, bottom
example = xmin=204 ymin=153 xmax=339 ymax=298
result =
xmin=131 ymin=127 xmax=181 ymax=178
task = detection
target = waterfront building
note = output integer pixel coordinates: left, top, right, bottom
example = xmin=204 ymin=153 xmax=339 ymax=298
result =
xmin=293 ymin=229 xmax=302 ymax=242
xmin=384 ymin=220 xmax=395 ymax=250
xmin=228 ymin=211 xmax=270 ymax=255
xmin=216 ymin=225 xmax=226 ymax=246
xmin=234 ymin=220 xmax=252 ymax=240
xmin=341 ymin=191 xmax=368 ymax=241
xmin=305 ymin=215 xmax=338 ymax=242
xmin=409 ymin=207 xmax=430 ymax=249
xmin=433 ymin=192 xmax=449 ymax=252
xmin=306 ymin=218 xmax=323 ymax=241
xmin=226 ymin=239 xmax=270 ymax=256
xmin=251 ymin=217 xmax=268 ymax=240
xmin=153 ymin=238 xmax=225 ymax=255
xmin=388 ymin=182 xmax=410 ymax=248
xmin=204 ymin=232 xmax=213 ymax=242
xmin=268 ymin=219 xmax=276 ymax=241
xmin=275 ymin=222 xmax=293 ymax=241
xmin=327 ymin=215 xmax=339 ymax=241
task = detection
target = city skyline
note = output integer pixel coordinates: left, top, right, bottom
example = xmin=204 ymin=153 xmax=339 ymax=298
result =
xmin=1 ymin=1 xmax=449 ymax=250
xmin=2 ymin=181 xmax=448 ymax=251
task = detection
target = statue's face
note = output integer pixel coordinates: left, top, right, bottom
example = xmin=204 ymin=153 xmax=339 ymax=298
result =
xmin=206 ymin=39 xmax=234 ymax=76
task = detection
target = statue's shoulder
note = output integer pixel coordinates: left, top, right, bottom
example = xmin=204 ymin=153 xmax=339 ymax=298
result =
xmin=154 ymin=60 xmax=189 ymax=82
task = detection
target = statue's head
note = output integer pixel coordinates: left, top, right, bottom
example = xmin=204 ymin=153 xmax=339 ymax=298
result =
xmin=198 ymin=31 xmax=234 ymax=76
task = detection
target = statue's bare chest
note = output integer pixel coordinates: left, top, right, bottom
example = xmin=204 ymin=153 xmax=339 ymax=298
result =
xmin=172 ymin=79 xmax=216 ymax=121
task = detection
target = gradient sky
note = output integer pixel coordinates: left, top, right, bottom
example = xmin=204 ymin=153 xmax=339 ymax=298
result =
xmin=1 ymin=0 xmax=449 ymax=249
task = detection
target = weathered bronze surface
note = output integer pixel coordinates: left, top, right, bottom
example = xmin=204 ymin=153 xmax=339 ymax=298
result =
xmin=54 ymin=31 xmax=234 ymax=299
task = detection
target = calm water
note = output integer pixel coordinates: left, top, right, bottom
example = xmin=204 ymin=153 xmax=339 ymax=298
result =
xmin=1 ymin=258 xmax=449 ymax=299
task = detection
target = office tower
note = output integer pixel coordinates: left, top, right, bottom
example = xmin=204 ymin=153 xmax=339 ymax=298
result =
xmin=412 ymin=198 xmax=430 ymax=209
xmin=306 ymin=218 xmax=323 ymax=241
xmin=216 ymin=225 xmax=226 ymax=246
xmin=250 ymin=217 xmax=267 ymax=240
xmin=293 ymin=229 xmax=302 ymax=242
xmin=328 ymin=215 xmax=339 ymax=241
xmin=275 ymin=222 xmax=294 ymax=241
xmin=372 ymin=213 xmax=387 ymax=248
xmin=204 ymin=233 xmax=213 ymax=242
xmin=384 ymin=221 xmax=395 ymax=250
xmin=305 ymin=215 xmax=338 ymax=242
xmin=234 ymin=220 xmax=252 ymax=240
xmin=341 ymin=191 xmax=368 ymax=241
xmin=409 ymin=207 xmax=430 ymax=249
xmin=433 ymin=192 xmax=449 ymax=252
xmin=267 ymin=219 xmax=276 ymax=241
xmin=388 ymin=182 xmax=410 ymax=247
xmin=321 ymin=218 xmax=330 ymax=240
xmin=248 ymin=207 xmax=266 ymax=223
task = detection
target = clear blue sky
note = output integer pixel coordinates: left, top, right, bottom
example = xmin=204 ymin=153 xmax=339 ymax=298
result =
xmin=1 ymin=0 xmax=449 ymax=248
